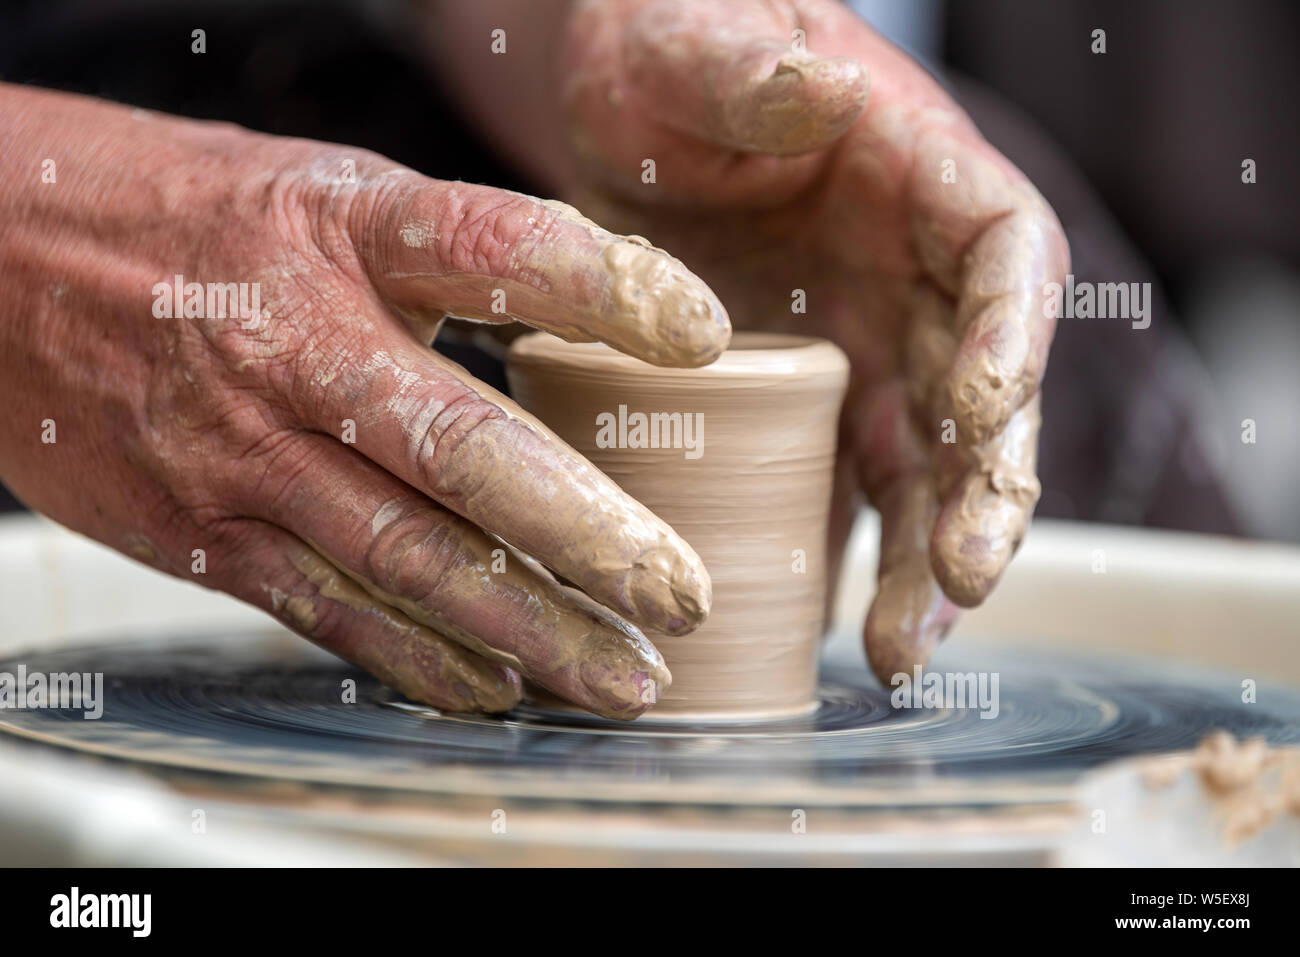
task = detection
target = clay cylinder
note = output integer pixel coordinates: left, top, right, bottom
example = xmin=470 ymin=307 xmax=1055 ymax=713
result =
xmin=507 ymin=332 xmax=850 ymax=720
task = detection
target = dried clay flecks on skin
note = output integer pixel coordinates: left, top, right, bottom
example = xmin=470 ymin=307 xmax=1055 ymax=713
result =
xmin=508 ymin=332 xmax=849 ymax=720
xmin=293 ymin=523 xmax=669 ymax=720
xmin=285 ymin=544 xmax=521 ymax=714
xmin=377 ymin=194 xmax=731 ymax=368
xmin=366 ymin=346 xmax=714 ymax=642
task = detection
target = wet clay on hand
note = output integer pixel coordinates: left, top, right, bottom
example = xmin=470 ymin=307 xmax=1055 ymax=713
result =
xmin=508 ymin=332 xmax=849 ymax=719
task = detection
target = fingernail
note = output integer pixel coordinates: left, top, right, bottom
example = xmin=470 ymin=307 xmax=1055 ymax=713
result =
xmin=581 ymin=666 xmax=658 ymax=720
xmin=577 ymin=629 xmax=672 ymax=720
xmin=625 ymin=543 xmax=712 ymax=635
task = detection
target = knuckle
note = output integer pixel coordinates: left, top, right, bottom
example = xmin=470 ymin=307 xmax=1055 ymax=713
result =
xmin=438 ymin=187 xmax=542 ymax=282
xmin=270 ymin=303 xmax=371 ymax=412
xmin=139 ymin=381 xmax=279 ymax=516
xmin=288 ymin=149 xmax=401 ymax=274
xmin=259 ymin=161 xmax=349 ymax=274
xmin=259 ymin=148 xmax=429 ymax=297
xmin=410 ymin=387 xmax=509 ymax=504
xmin=362 ymin=507 xmax=469 ymax=610
xmin=199 ymin=275 xmax=376 ymax=424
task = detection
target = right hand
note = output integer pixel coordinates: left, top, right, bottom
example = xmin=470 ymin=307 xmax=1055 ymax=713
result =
xmin=0 ymin=84 xmax=729 ymax=719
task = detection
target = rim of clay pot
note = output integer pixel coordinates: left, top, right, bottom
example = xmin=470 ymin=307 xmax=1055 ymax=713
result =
xmin=508 ymin=331 xmax=848 ymax=379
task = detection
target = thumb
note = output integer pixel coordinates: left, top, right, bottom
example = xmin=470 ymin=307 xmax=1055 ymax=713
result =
xmin=621 ymin=0 xmax=869 ymax=155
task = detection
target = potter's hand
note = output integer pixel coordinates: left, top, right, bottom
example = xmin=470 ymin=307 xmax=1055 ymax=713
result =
xmin=0 ymin=84 xmax=726 ymax=719
xmin=558 ymin=0 xmax=1069 ymax=681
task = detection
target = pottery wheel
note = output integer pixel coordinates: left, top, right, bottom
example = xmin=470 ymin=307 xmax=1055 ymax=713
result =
xmin=3 ymin=630 xmax=1297 ymax=819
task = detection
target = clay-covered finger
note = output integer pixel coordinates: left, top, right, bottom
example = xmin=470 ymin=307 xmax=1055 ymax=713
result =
xmin=944 ymin=211 xmax=1061 ymax=446
xmin=297 ymin=326 xmax=712 ymax=638
xmin=241 ymin=433 xmax=671 ymax=719
xmin=345 ymin=175 xmax=730 ymax=367
xmin=906 ymin=129 xmax=1068 ymax=447
xmin=852 ymin=381 xmax=958 ymax=681
xmin=621 ymin=0 xmax=869 ymax=155
xmin=207 ymin=519 xmax=523 ymax=714
xmin=930 ymin=397 xmax=1042 ymax=607
xmin=862 ymin=479 xmax=961 ymax=684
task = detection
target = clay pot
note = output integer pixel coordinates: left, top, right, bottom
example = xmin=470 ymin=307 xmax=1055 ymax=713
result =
xmin=507 ymin=332 xmax=849 ymax=720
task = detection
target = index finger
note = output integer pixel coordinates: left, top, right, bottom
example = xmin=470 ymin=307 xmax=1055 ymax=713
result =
xmin=342 ymin=175 xmax=732 ymax=368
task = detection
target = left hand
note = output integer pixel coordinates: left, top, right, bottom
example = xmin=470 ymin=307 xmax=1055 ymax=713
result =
xmin=554 ymin=0 xmax=1070 ymax=681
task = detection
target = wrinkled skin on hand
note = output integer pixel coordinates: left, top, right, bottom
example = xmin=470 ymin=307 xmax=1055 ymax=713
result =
xmin=558 ymin=0 xmax=1070 ymax=681
xmin=0 ymin=84 xmax=732 ymax=719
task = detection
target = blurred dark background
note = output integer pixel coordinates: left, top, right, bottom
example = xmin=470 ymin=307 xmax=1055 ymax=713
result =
xmin=2 ymin=0 xmax=1295 ymax=540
